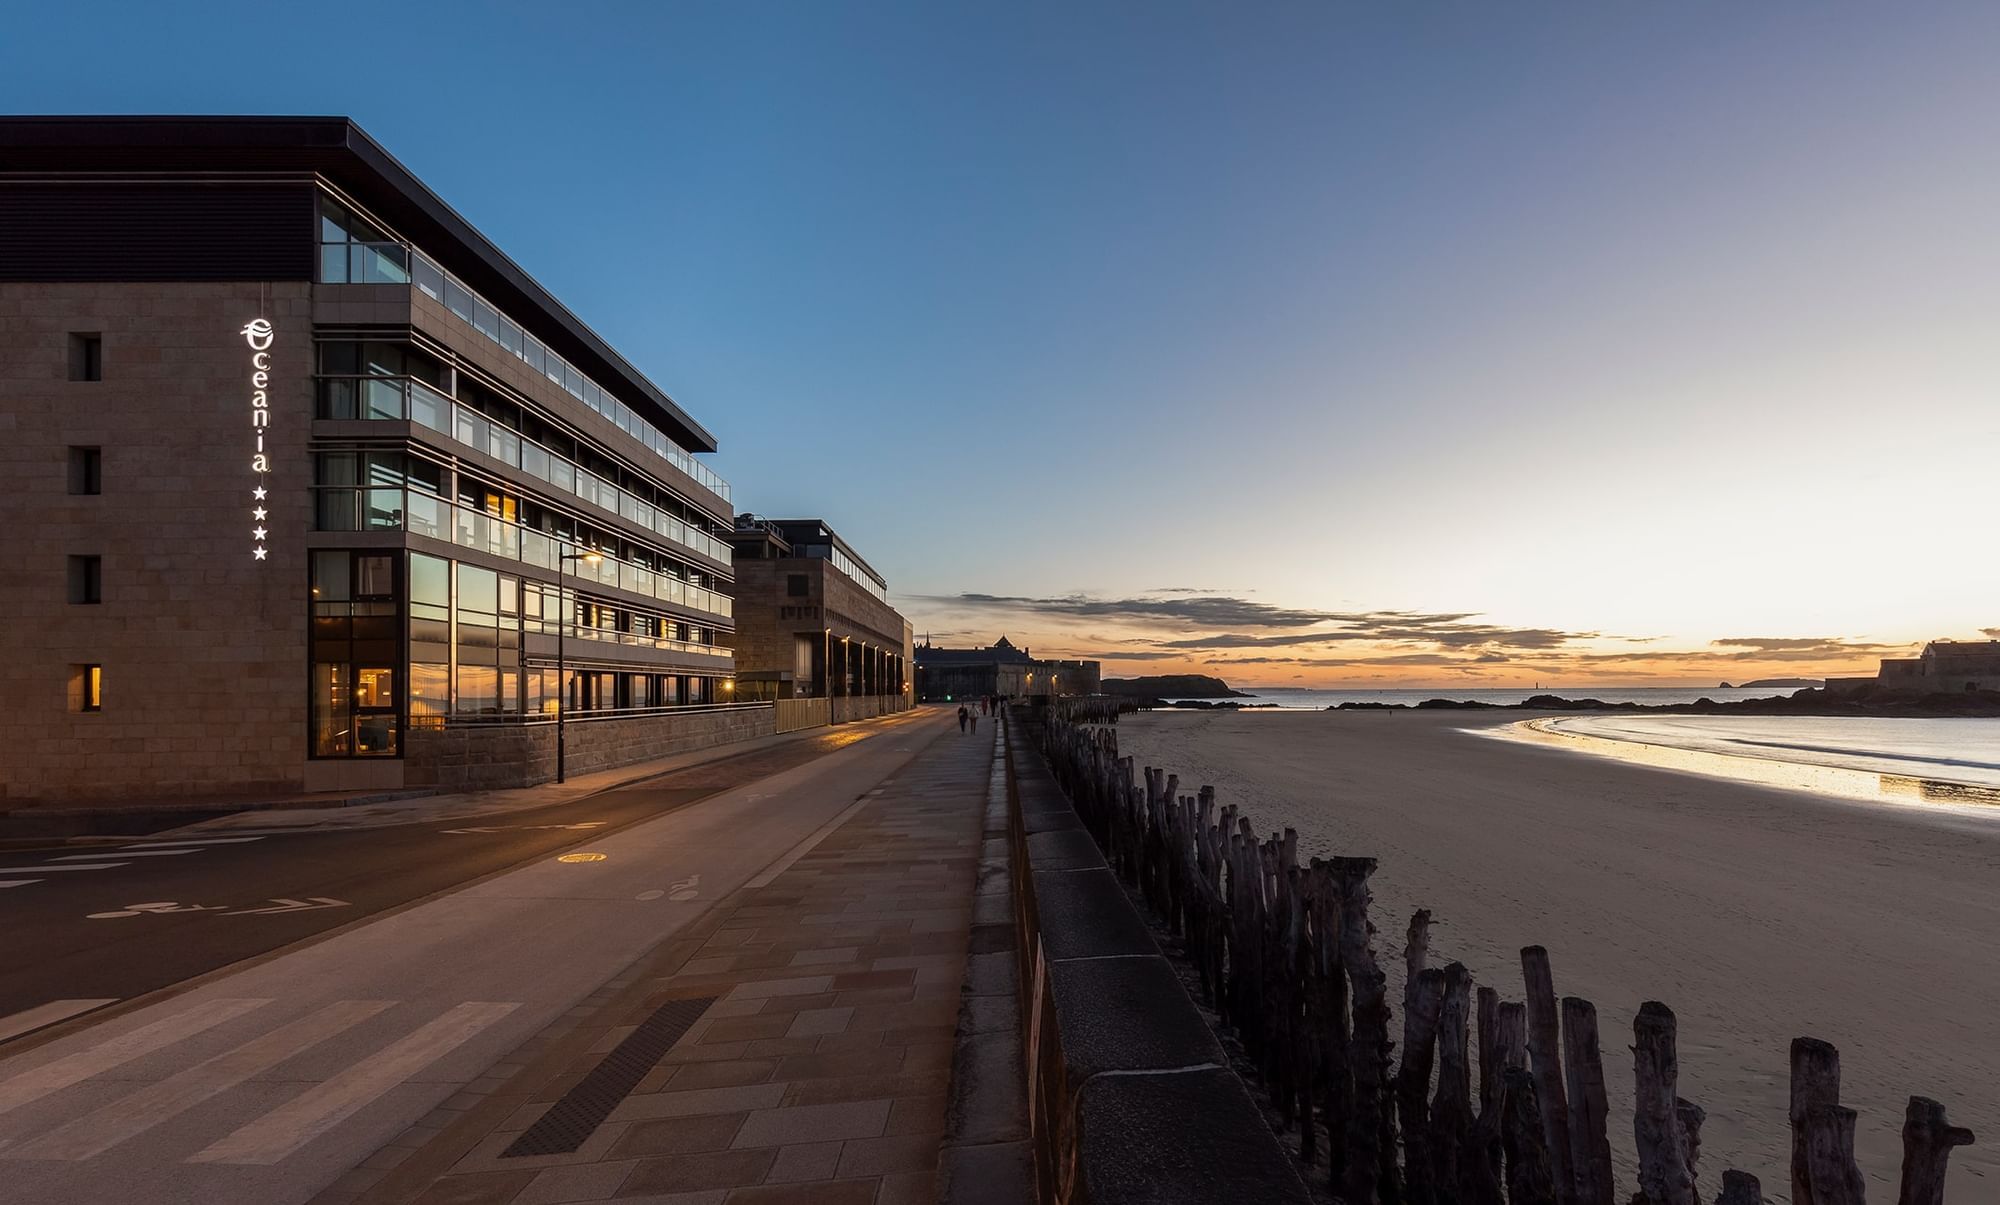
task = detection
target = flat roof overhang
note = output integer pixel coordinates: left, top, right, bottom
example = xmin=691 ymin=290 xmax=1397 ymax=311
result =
xmin=0 ymin=114 xmax=716 ymax=454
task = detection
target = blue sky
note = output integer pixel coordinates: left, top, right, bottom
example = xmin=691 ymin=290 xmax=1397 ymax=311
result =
xmin=10 ymin=2 xmax=1998 ymax=684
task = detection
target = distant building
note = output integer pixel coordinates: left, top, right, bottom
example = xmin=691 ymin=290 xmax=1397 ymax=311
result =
xmin=913 ymin=636 xmax=1101 ymax=702
xmin=1826 ymin=640 xmax=2000 ymax=695
xmin=728 ymin=517 xmax=912 ymax=707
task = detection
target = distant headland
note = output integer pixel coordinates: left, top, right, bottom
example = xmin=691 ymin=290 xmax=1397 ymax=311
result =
xmin=1103 ymin=674 xmax=1249 ymax=700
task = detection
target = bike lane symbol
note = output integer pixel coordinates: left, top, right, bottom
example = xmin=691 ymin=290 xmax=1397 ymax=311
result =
xmin=87 ymin=901 xmax=225 ymax=919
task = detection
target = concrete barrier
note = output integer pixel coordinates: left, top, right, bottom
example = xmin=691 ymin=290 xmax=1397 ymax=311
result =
xmin=1000 ymin=709 xmax=1312 ymax=1204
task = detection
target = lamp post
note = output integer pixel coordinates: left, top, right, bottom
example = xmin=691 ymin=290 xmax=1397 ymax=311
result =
xmin=556 ymin=547 xmax=601 ymax=784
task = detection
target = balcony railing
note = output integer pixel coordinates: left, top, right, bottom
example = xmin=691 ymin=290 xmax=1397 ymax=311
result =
xmin=314 ymin=486 xmax=735 ymax=625
xmin=320 ymin=239 xmax=730 ymax=502
xmin=318 ymin=376 xmax=734 ymax=567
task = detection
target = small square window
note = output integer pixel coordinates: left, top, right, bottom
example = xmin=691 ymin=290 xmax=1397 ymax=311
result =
xmin=787 ymin=574 xmax=809 ymax=598
xmin=74 ymin=664 xmax=103 ymax=712
xmin=68 ymin=446 xmax=101 ymax=495
xmin=68 ymin=555 xmax=101 ymax=604
xmin=68 ymin=333 xmax=102 ymax=381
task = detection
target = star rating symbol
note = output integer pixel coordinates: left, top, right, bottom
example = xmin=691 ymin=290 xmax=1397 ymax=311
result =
xmin=252 ymin=486 xmax=268 ymax=501
xmin=253 ymin=527 xmax=268 ymax=541
xmin=253 ymin=507 xmax=267 ymax=521
xmin=253 ymin=547 xmax=268 ymax=560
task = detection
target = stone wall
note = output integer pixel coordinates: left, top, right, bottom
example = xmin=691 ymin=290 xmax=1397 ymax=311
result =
xmin=1001 ymin=711 xmax=1313 ymax=1204
xmin=405 ymin=705 xmax=773 ymax=791
xmin=0 ymin=282 xmax=315 ymax=805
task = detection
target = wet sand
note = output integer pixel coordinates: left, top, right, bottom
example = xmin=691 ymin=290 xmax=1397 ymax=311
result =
xmin=1119 ymin=709 xmax=1998 ymax=1203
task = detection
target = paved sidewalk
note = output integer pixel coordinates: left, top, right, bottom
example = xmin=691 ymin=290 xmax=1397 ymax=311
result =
xmin=336 ymin=716 xmax=998 ymax=1204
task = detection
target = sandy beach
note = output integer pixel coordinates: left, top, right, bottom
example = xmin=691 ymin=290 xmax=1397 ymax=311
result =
xmin=1119 ymin=709 xmax=1998 ymax=1203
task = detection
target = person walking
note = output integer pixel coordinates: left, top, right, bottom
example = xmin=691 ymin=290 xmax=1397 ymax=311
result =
xmin=957 ymin=705 xmax=969 ymax=734
xmin=969 ymin=707 xmax=979 ymax=734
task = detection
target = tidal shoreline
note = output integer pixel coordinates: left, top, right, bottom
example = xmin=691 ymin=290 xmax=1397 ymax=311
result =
xmin=1117 ymin=708 xmax=1998 ymax=1195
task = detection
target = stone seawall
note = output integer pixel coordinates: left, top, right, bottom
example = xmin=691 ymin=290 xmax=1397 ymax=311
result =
xmin=1000 ymin=709 xmax=1311 ymax=1204
xmin=405 ymin=706 xmax=773 ymax=792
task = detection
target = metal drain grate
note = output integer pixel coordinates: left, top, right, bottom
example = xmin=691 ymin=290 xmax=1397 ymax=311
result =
xmin=503 ymin=995 xmax=717 ymax=1157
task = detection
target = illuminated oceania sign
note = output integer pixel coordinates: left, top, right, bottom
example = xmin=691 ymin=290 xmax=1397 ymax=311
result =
xmin=243 ymin=318 xmax=274 ymax=562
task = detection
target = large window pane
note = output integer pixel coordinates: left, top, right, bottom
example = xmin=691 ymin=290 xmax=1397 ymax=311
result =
xmin=409 ymin=552 xmax=450 ymax=607
xmin=409 ymin=662 xmax=449 ymax=717
xmin=454 ymin=667 xmax=498 ymax=714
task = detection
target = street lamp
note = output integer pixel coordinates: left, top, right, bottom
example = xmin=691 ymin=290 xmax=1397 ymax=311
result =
xmin=556 ymin=546 xmax=601 ymax=784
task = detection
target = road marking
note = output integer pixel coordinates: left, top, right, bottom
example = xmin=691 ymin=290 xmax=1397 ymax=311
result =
xmin=669 ymin=874 xmax=700 ymax=901
xmin=88 ymin=902 xmax=226 ymax=919
xmin=0 ymin=881 xmax=39 ymax=890
xmin=52 ymin=850 xmax=199 ymax=860
xmin=221 ymin=897 xmax=349 ymax=917
xmin=7 ymin=1000 xmax=394 ymax=1160
xmin=635 ymin=890 xmax=665 ymax=901
xmin=0 ymin=998 xmax=271 ymax=1118
xmin=440 ymin=822 xmax=605 ymax=835
xmin=121 ymin=837 xmax=268 ymax=849
xmin=0 ymin=864 xmax=127 ymax=874
xmin=0 ymin=1000 xmax=119 ymax=1044
xmin=189 ymin=1001 xmax=519 ymax=1165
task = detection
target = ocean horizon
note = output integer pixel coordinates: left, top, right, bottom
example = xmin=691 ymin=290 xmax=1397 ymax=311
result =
xmin=1170 ymin=685 xmax=1813 ymax=709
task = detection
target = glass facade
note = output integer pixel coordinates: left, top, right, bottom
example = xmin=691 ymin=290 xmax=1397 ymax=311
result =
xmin=308 ymin=197 xmax=738 ymax=761
xmin=318 ymin=200 xmax=730 ymax=502
xmin=311 ymin=550 xmax=402 ymax=757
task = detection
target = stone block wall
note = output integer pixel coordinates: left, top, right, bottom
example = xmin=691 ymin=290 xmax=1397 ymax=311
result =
xmin=0 ymin=282 xmax=315 ymax=806
xmin=405 ymin=705 xmax=774 ymax=791
xmin=1001 ymin=711 xmax=1313 ymax=1204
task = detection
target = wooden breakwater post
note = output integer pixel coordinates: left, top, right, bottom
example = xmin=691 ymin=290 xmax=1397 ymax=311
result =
xmin=1025 ymin=708 xmax=1979 ymax=1205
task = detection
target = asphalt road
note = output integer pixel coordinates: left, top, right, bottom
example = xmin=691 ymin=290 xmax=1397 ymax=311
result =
xmin=0 ymin=720 xmax=895 ymax=1030
xmin=0 ymin=706 xmax=962 ymax=1204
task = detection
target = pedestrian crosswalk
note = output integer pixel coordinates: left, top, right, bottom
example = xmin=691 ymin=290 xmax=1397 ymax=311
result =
xmin=0 ymin=996 xmax=520 ymax=1166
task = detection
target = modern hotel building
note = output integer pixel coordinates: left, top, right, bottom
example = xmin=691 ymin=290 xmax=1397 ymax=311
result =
xmin=0 ymin=117 xmax=744 ymax=803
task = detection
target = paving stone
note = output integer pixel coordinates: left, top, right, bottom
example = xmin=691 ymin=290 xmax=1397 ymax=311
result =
xmin=782 ymin=1007 xmax=852 ymax=1039
xmin=730 ymin=1099 xmax=892 ymax=1148
xmin=610 ymin=1084 xmax=787 ymax=1123
xmin=835 ymin=1132 xmax=938 ymax=1177
xmin=718 ymin=1180 xmax=877 ymax=1205
xmin=762 ymin=1141 xmax=843 ymax=1182
xmin=513 ymin=1160 xmax=639 ymax=1205
xmin=608 ymin=1113 xmax=748 ymax=1158
xmin=619 ymin=1149 xmax=775 ymax=1195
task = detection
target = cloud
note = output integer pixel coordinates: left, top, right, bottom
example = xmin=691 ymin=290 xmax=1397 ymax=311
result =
xmin=918 ymin=592 xmax=1356 ymax=629
xmin=1710 ymin=637 xmax=1898 ymax=653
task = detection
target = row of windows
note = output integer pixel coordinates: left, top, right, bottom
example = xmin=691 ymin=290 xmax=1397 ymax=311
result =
xmin=315 ymin=339 xmax=732 ymax=565
xmin=312 ymin=450 xmax=724 ymax=596
xmin=318 ymin=199 xmax=730 ymax=501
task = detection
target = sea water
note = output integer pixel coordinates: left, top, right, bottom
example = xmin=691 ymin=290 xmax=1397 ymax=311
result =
xmin=1169 ymin=686 xmax=1810 ymax=709
xmin=1539 ymin=714 xmax=2000 ymax=793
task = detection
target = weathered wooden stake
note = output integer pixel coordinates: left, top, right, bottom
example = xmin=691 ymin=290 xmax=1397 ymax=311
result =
xmin=1502 ymin=1065 xmax=1559 ymax=1205
xmin=1897 ymin=1096 xmax=1974 ymax=1205
xmin=1560 ymin=997 xmax=1614 ymax=1205
xmin=1521 ymin=946 xmax=1576 ymax=1205
xmin=1335 ymin=856 xmax=1394 ymax=1205
xmin=1789 ymin=1038 xmax=1842 ymax=1205
xmin=1399 ymin=963 xmax=1445 ymax=1205
xmin=1803 ymin=1105 xmax=1866 ymax=1205
xmin=1430 ymin=962 xmax=1475 ymax=1202
xmin=1477 ymin=985 xmax=1501 ymax=1119
xmin=1715 ymin=1170 xmax=1764 ymax=1205
xmin=1632 ymin=1001 xmax=1696 ymax=1205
